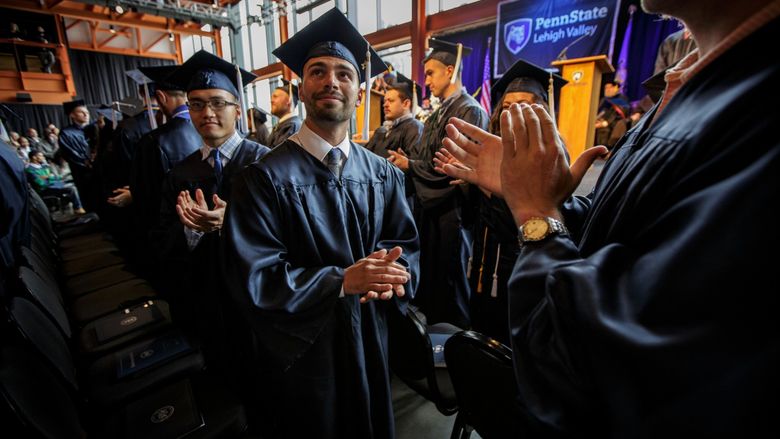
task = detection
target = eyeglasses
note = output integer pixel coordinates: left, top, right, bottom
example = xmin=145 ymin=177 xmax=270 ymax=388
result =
xmin=188 ymin=99 xmax=239 ymax=112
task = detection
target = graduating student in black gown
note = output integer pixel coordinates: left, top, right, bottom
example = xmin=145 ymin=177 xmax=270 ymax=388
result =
xmin=439 ymin=1 xmax=780 ymax=435
xmin=436 ymin=59 xmax=567 ymax=344
xmin=58 ymin=99 xmax=97 ymax=209
xmin=364 ymin=73 xmax=423 ymax=160
xmin=389 ymin=38 xmax=488 ymax=329
xmin=129 ymin=66 xmax=202 ymax=257
xmin=223 ymin=9 xmax=419 ymax=439
xmin=266 ymin=78 xmax=302 ymax=148
xmin=155 ymin=50 xmax=269 ymax=381
xmin=1 ymin=140 xmax=29 ymax=275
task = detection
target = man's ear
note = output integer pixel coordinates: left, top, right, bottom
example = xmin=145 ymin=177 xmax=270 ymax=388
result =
xmin=356 ymin=87 xmax=364 ymax=109
xmin=155 ymin=90 xmax=166 ymax=106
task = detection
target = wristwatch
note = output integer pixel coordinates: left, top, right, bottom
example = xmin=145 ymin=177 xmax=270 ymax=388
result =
xmin=518 ymin=217 xmax=569 ymax=247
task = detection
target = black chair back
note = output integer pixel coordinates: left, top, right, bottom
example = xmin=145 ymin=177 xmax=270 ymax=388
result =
xmin=445 ymin=330 xmax=529 ymax=439
xmin=388 ymin=306 xmax=459 ymax=415
xmin=0 ymin=344 xmax=85 ymax=439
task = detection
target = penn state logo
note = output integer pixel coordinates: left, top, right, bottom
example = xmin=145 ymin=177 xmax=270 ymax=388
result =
xmin=572 ymin=71 xmax=584 ymax=83
xmin=151 ymin=405 xmax=175 ymax=424
xmin=504 ymin=18 xmax=533 ymax=55
xmin=120 ymin=315 xmax=138 ymax=326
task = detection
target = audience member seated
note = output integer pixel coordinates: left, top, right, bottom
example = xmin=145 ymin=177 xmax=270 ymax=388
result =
xmin=25 ymin=150 xmax=85 ymax=215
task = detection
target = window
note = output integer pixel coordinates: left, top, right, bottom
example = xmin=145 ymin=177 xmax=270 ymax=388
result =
xmin=380 ymin=0 xmax=411 ymax=28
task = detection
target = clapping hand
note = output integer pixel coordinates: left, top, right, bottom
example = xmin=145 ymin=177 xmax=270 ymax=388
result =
xmin=175 ymin=188 xmax=227 ymax=233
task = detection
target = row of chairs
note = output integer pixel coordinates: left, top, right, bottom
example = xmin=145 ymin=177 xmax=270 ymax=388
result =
xmin=0 ymin=189 xmax=249 ymax=438
xmin=389 ymin=306 xmax=531 ymax=438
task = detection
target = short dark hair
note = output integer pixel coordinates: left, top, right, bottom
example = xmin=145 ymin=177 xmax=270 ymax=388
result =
xmin=28 ymin=149 xmax=42 ymax=160
xmin=387 ymin=84 xmax=413 ymax=104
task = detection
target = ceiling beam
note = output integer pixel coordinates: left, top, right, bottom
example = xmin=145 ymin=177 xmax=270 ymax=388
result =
xmin=65 ymin=18 xmax=82 ymax=30
xmin=144 ymin=32 xmax=169 ymax=52
xmin=98 ymin=26 xmax=132 ymax=47
xmin=252 ymin=63 xmax=284 ymax=81
xmin=364 ymin=22 xmax=412 ymax=50
xmin=69 ymin=43 xmax=178 ymax=60
xmin=3 ymin=1 xmax=214 ymax=38
xmin=426 ymin=0 xmax=500 ymax=34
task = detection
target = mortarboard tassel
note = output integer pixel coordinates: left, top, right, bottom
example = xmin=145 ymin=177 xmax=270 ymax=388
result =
xmin=548 ymin=72 xmax=557 ymax=128
xmin=412 ymin=78 xmax=418 ymax=117
xmin=110 ymin=102 xmax=118 ymax=130
xmin=490 ymin=243 xmax=501 ymax=298
xmin=476 ymin=227 xmax=489 ymax=293
xmin=450 ymin=42 xmax=463 ymax=85
xmin=362 ymin=41 xmax=372 ymax=141
xmin=236 ymin=65 xmax=247 ymax=134
xmin=142 ymin=81 xmax=157 ymax=130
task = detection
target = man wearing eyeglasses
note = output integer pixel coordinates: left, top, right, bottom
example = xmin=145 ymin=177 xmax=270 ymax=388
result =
xmin=153 ymin=50 xmax=270 ymax=382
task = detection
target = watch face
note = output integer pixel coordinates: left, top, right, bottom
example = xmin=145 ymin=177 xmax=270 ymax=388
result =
xmin=523 ymin=218 xmax=550 ymax=241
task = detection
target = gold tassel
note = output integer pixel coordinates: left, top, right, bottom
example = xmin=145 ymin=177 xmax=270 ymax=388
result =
xmin=490 ymin=243 xmax=501 ymax=298
xmin=476 ymin=227 xmax=489 ymax=293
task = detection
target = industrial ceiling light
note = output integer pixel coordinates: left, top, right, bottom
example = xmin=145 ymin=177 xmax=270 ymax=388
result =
xmin=212 ymin=0 xmax=219 ymax=9
xmin=109 ymin=24 xmax=116 ymax=34
xmin=168 ymin=32 xmax=175 ymax=41
xmin=114 ymin=4 xmax=125 ymax=14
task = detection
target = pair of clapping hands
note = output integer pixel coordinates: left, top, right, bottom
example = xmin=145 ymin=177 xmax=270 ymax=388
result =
xmin=176 ymin=189 xmax=226 ymax=233
xmin=433 ymin=103 xmax=608 ymax=225
xmin=344 ymin=247 xmax=410 ymax=304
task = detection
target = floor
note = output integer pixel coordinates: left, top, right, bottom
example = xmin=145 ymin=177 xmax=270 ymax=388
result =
xmin=393 ymin=376 xmax=482 ymax=439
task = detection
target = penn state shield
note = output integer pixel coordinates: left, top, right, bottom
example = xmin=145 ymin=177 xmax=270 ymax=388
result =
xmin=504 ymin=18 xmax=532 ymax=55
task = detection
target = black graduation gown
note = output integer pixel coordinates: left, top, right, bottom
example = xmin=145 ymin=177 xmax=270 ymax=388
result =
xmin=363 ymin=116 xmax=423 ymax=159
xmin=129 ymin=117 xmax=201 ymax=241
xmin=112 ymin=111 xmax=155 ymax=185
xmin=1 ymin=142 xmax=29 ymax=273
xmin=407 ymin=90 xmax=488 ymax=328
xmin=467 ymin=192 xmax=518 ymax=345
xmin=266 ymin=115 xmax=302 ymax=148
xmin=508 ymin=19 xmax=780 ymax=438
xmin=58 ymin=123 xmax=95 ymax=203
xmin=154 ymin=139 xmax=269 ymax=374
xmin=223 ymin=140 xmax=420 ymax=439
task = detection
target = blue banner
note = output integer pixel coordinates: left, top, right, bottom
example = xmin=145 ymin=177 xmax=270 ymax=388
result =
xmin=494 ymin=0 xmax=621 ymax=77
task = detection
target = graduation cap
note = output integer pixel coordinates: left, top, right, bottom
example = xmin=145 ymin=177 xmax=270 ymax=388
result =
xmin=642 ymin=69 xmax=667 ymax=103
xmin=491 ymin=59 xmax=567 ymax=107
xmin=138 ymin=65 xmax=185 ymax=91
xmin=276 ymin=78 xmax=299 ymax=106
xmin=250 ymin=107 xmax=270 ymax=125
xmin=272 ymin=8 xmax=386 ymax=82
xmin=424 ymin=38 xmax=473 ymax=84
xmin=390 ymin=73 xmax=422 ymax=114
xmin=602 ymin=72 xmax=621 ymax=86
xmin=166 ymin=50 xmax=257 ymax=98
xmin=95 ymin=105 xmax=123 ymax=121
xmin=94 ymin=104 xmax=123 ymax=129
xmin=63 ymin=99 xmax=86 ymax=116
xmin=126 ymin=69 xmax=158 ymax=129
xmin=115 ymin=95 xmax=144 ymax=117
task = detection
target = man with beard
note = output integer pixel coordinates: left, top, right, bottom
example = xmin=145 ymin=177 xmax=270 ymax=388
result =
xmin=223 ymin=9 xmax=419 ymax=439
xmin=266 ymin=79 xmax=302 ymax=147
xmin=439 ymin=0 xmax=780 ymax=436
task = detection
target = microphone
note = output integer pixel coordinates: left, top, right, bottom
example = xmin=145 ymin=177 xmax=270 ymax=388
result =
xmin=556 ymin=33 xmax=589 ymax=61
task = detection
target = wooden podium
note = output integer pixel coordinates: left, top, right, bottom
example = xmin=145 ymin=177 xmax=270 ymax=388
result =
xmin=355 ymin=89 xmax=384 ymax=142
xmin=551 ymin=55 xmax=614 ymax=162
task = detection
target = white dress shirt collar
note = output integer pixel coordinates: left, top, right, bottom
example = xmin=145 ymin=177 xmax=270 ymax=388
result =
xmin=288 ymin=120 xmax=351 ymax=162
